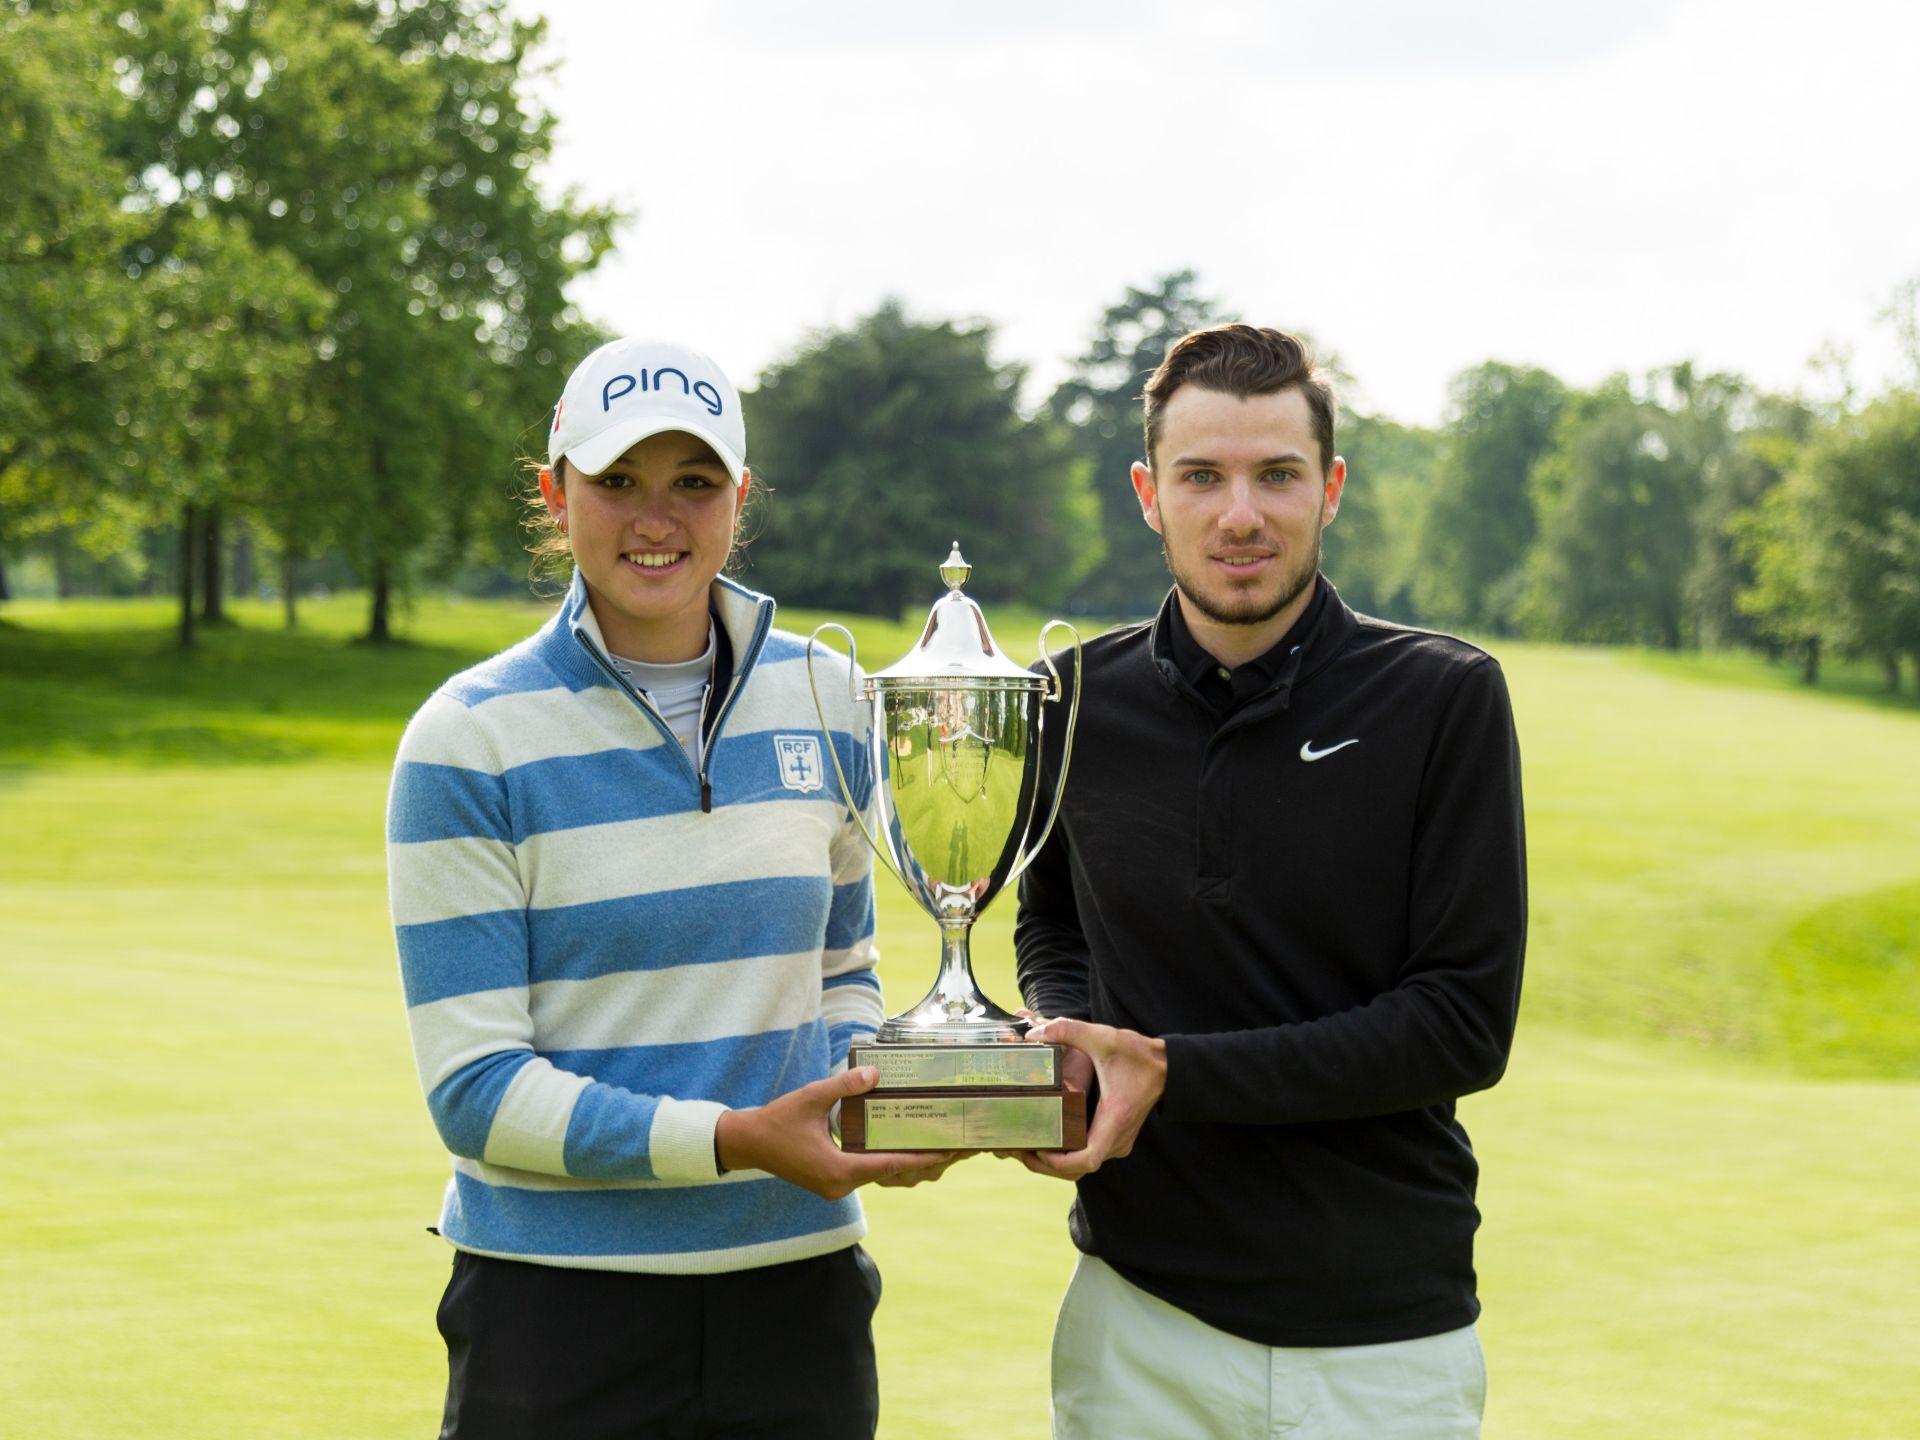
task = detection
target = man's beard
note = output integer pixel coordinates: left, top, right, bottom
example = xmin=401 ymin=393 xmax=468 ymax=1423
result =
xmin=1161 ymin=524 xmax=1322 ymax=629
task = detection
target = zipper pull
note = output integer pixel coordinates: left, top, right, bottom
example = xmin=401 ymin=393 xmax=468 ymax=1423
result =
xmin=701 ymin=777 xmax=713 ymax=814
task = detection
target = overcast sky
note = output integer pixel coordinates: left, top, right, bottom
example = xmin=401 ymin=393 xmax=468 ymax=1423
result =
xmin=508 ymin=0 xmax=1920 ymax=426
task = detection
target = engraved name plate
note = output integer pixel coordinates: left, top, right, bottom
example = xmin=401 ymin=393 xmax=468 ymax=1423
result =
xmin=859 ymin=1095 xmax=1065 ymax=1150
xmin=850 ymin=1043 xmax=1060 ymax=1090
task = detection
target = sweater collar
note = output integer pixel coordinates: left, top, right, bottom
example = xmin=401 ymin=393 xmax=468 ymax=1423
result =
xmin=555 ymin=568 xmax=774 ymax=682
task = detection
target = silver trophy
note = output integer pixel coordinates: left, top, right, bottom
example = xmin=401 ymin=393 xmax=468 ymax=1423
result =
xmin=807 ymin=543 xmax=1083 ymax=1150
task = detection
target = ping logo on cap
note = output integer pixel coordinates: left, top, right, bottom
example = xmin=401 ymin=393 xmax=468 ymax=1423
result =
xmin=602 ymin=368 xmax=725 ymax=418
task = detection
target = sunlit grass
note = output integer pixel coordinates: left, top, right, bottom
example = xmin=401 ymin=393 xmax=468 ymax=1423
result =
xmin=2 ymin=596 xmax=1917 ymax=1436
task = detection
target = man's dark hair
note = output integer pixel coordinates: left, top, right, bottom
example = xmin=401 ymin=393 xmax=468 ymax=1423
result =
xmin=1142 ymin=324 xmax=1337 ymax=473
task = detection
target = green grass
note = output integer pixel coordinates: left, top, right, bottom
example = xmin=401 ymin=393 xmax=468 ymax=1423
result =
xmin=1508 ymin=643 xmax=1920 ymax=1073
xmin=1769 ymin=879 xmax=1920 ymax=1075
xmin=7 ymin=597 xmax=1915 ymax=1076
xmin=1632 ymin=642 xmax=1920 ymax=716
xmin=0 ymin=592 xmax=1064 ymax=768
xmin=3 ymin=596 xmax=1919 ymax=1437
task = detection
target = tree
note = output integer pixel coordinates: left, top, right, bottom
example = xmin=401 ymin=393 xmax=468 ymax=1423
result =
xmin=746 ymin=301 xmax=1100 ymax=617
xmin=134 ymin=213 xmax=329 ymax=646
xmin=1785 ymin=392 xmax=1920 ymax=691
xmin=1048 ymin=271 xmax=1222 ymax=616
xmin=108 ymin=0 xmax=615 ymax=639
xmin=0 ymin=2 xmax=149 ymax=606
xmin=1413 ymin=363 xmax=1566 ymax=633
xmin=1881 ymin=275 xmax=1920 ymax=388
xmin=1683 ymin=385 xmax=1813 ymax=649
xmin=1734 ymin=481 xmax=1825 ymax=683
xmin=1520 ymin=377 xmax=1698 ymax=647
xmin=1321 ymin=411 xmax=1438 ymax=621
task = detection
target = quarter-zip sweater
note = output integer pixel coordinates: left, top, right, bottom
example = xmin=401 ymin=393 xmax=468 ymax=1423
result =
xmin=387 ymin=570 xmax=884 ymax=1272
xmin=1015 ymin=580 xmax=1526 ymax=1346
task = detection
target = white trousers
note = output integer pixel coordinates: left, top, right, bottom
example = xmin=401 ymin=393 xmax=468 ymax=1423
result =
xmin=1051 ymin=1254 xmax=1486 ymax=1440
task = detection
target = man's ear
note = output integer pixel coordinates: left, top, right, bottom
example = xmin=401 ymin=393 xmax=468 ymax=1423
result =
xmin=1321 ymin=456 xmax=1347 ymax=528
xmin=1131 ymin=461 xmax=1163 ymax=535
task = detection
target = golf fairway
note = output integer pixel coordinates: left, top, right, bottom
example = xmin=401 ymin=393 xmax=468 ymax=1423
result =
xmin=2 ymin=600 xmax=1915 ymax=1436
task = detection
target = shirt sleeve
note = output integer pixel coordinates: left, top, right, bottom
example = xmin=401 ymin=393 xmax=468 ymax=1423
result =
xmin=1159 ymin=656 xmax=1528 ymax=1124
xmin=387 ymin=692 xmax=726 ymax=1187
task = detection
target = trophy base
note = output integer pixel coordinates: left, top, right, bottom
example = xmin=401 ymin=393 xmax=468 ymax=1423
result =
xmin=842 ymin=1041 xmax=1085 ymax=1152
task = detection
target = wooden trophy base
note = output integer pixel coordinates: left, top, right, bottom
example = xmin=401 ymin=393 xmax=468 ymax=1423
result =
xmin=840 ymin=1042 xmax=1087 ymax=1152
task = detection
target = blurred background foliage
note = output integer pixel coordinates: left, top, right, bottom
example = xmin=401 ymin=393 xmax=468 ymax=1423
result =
xmin=3 ymin=0 xmax=1920 ymax=703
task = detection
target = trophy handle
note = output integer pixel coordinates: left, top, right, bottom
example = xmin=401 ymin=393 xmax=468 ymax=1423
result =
xmin=806 ymin=624 xmax=912 ymax=895
xmin=1005 ymin=619 xmax=1081 ymax=885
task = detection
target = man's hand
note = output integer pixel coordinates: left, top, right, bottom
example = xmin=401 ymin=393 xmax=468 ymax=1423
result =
xmin=714 ymin=1067 xmax=964 ymax=1199
xmin=1017 ymin=1007 xmax=1093 ymax=1096
xmin=1017 ymin=1017 xmax=1166 ymax=1181
xmin=990 ymin=1009 xmax=1092 ymax=1163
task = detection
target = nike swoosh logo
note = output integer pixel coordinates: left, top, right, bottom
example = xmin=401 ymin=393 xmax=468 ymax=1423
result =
xmin=1299 ymin=738 xmax=1359 ymax=762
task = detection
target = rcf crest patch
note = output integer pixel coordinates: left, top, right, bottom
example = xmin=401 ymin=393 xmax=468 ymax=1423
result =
xmin=773 ymin=734 xmax=825 ymax=793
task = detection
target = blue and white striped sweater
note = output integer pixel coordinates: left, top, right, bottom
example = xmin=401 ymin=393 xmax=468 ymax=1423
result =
xmin=387 ymin=571 xmax=884 ymax=1272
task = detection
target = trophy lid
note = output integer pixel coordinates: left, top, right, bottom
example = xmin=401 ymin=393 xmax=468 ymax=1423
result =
xmin=870 ymin=542 xmax=1043 ymax=687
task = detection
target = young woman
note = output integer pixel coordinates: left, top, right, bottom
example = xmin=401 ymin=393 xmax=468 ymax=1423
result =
xmin=387 ymin=337 xmax=946 ymax=1438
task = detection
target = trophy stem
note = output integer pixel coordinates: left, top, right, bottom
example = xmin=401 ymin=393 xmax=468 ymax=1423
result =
xmin=874 ymin=919 xmax=1031 ymax=1044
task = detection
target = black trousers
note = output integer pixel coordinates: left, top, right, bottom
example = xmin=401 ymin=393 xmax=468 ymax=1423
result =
xmin=436 ymin=1247 xmax=882 ymax=1439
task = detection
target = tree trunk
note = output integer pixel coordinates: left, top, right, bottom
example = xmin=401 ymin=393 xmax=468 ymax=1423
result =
xmin=1883 ymin=653 xmax=1901 ymax=692
xmin=365 ymin=439 xmax=394 ymax=643
xmin=231 ymin=525 xmax=254 ymax=600
xmin=872 ymin=577 xmax=906 ymax=620
xmin=178 ymin=504 xmax=199 ymax=649
xmin=143 ymin=527 xmax=168 ymax=596
xmin=0 ymin=549 xmax=10 ymax=604
xmin=199 ymin=506 xmax=226 ymax=624
xmin=282 ymin=552 xmax=299 ymax=630
xmin=54 ymin=532 xmax=76 ymax=598
xmin=1800 ymin=637 xmax=1820 ymax=686
xmin=367 ymin=558 xmax=392 ymax=644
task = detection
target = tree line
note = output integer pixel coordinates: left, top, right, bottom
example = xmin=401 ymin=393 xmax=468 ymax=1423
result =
xmin=1 ymin=0 xmax=612 ymax=644
xmin=4 ymin=3 xmax=1918 ymax=695
xmin=747 ymin=275 xmax=1920 ymax=695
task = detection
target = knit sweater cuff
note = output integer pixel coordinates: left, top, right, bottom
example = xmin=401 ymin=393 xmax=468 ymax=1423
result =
xmin=1156 ymin=1032 xmax=1213 ymax=1121
xmin=649 ymin=1098 xmax=729 ymax=1184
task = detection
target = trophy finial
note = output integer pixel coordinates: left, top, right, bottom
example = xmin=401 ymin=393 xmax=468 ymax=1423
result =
xmin=940 ymin=541 xmax=971 ymax=592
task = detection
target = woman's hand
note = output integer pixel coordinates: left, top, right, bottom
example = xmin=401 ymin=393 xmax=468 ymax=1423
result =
xmin=714 ymin=1067 xmax=965 ymax=1199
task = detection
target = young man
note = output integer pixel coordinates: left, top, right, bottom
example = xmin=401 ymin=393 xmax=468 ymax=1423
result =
xmin=1014 ymin=324 xmax=1527 ymax=1438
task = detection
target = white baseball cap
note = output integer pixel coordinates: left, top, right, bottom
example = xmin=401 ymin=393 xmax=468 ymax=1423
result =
xmin=548 ymin=336 xmax=747 ymax=483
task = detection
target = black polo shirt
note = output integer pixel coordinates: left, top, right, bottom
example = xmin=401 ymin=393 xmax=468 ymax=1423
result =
xmin=1015 ymin=578 xmax=1527 ymax=1347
